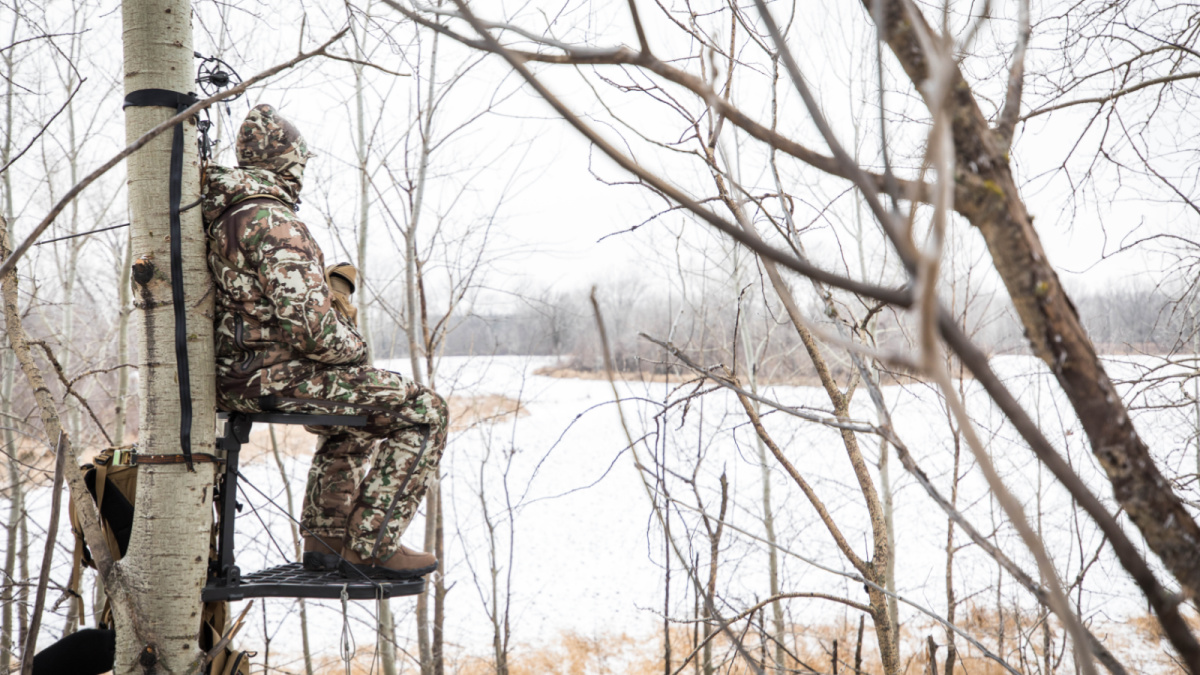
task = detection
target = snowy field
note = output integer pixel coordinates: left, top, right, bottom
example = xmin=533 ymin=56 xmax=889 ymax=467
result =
xmin=9 ymin=353 xmax=1198 ymax=672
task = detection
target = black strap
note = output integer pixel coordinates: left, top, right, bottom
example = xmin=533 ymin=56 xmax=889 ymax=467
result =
xmin=124 ymin=88 xmax=200 ymax=470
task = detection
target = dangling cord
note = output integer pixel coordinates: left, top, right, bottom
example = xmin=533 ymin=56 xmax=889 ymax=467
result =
xmin=340 ymin=584 xmax=355 ymax=675
xmin=372 ymin=586 xmax=386 ymax=675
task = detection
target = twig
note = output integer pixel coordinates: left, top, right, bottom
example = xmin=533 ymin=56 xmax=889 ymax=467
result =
xmin=0 ymin=76 xmax=85 ymax=175
xmin=641 ymin=334 xmax=881 ymax=434
xmin=733 ymin=383 xmax=872 ymax=576
xmin=33 ymin=222 xmax=129 ymax=247
xmin=31 ymin=341 xmax=114 ymax=446
xmin=994 ymin=0 xmax=1029 ymax=148
xmin=1022 ymin=71 xmax=1200 ymax=121
xmin=671 ymin=592 xmax=871 ymax=675
xmin=320 ymin=52 xmax=410 ymax=77
xmin=627 ymin=0 xmax=650 ymax=54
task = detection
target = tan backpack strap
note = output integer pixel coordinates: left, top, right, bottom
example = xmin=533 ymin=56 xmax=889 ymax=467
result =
xmin=65 ymin=487 xmax=88 ymax=620
xmin=94 ymin=458 xmax=110 ymax=510
xmin=66 ymin=543 xmax=85 ymax=620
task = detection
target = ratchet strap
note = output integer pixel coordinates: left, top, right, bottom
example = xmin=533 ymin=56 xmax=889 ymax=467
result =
xmin=123 ymin=88 xmax=200 ymax=470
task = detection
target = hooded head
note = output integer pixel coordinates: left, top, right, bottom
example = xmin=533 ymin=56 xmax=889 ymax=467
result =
xmin=201 ymin=104 xmax=313 ymax=224
xmin=235 ymin=104 xmax=313 ymax=197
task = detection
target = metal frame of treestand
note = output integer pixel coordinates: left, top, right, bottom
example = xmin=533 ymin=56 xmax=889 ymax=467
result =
xmin=202 ymin=411 xmax=426 ymax=602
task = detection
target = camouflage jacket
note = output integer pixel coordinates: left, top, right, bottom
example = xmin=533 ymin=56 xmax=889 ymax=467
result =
xmin=202 ymin=104 xmax=366 ymax=402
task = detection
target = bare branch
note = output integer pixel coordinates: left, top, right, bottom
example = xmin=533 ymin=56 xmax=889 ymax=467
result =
xmin=19 ymin=433 xmax=66 ymax=675
xmin=1022 ymin=70 xmax=1200 ymax=121
xmin=386 ymin=1 xmax=913 ymax=308
xmin=627 ymin=0 xmax=650 ymax=54
xmin=671 ymin=592 xmax=872 ymax=675
xmin=320 ymin=51 xmax=411 ymax=77
xmin=391 ymin=3 xmax=934 ymax=203
xmin=994 ymin=0 xmax=1029 ymax=148
xmin=641 ymin=334 xmax=883 ymax=434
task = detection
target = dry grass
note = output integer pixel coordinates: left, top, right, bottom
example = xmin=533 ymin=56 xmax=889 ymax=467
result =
xmin=30 ymin=610 xmax=1183 ymax=675
xmin=448 ymin=393 xmax=526 ymax=432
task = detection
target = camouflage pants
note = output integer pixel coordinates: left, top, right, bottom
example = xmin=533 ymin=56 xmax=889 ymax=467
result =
xmin=237 ymin=362 xmax=448 ymax=559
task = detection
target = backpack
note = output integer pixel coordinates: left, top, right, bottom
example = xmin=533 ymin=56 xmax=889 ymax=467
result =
xmin=67 ymin=447 xmax=254 ymax=675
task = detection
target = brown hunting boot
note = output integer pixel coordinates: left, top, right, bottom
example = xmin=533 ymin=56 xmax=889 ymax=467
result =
xmin=340 ymin=544 xmax=437 ymax=580
xmin=301 ymin=534 xmax=343 ymax=571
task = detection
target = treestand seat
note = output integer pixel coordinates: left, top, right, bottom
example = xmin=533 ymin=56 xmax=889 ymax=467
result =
xmin=202 ymin=410 xmax=425 ymax=602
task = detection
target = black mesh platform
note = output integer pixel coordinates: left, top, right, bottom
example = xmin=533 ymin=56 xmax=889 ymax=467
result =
xmin=202 ymin=563 xmax=426 ymax=602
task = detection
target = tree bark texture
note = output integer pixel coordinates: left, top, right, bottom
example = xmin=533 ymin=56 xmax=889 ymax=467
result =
xmin=120 ymin=0 xmax=216 ymax=672
xmin=867 ymin=0 xmax=1200 ymax=596
xmin=1 ymin=353 xmax=19 ymax=674
xmin=114 ymin=237 xmax=133 ymax=444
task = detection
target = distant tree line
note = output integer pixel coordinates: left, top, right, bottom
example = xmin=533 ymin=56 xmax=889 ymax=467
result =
xmin=369 ymin=281 xmax=1190 ymax=377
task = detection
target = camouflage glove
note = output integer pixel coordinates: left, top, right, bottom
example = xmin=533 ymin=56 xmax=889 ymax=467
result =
xmin=325 ymin=262 xmax=359 ymax=326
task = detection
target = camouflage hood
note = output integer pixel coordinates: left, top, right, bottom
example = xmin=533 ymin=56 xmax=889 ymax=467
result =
xmin=202 ymin=104 xmax=312 ymax=223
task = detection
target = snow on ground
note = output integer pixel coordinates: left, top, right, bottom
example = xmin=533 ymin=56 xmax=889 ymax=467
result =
xmin=7 ymin=353 xmax=1196 ymax=672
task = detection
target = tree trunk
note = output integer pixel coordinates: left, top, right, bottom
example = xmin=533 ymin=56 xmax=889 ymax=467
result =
xmin=1 ymin=353 xmax=19 ymax=674
xmin=114 ymin=237 xmax=132 ymax=444
xmin=432 ymin=480 xmax=445 ymax=675
xmin=0 ymin=8 xmax=19 ymax=668
xmin=118 ymin=1 xmax=216 ymax=672
xmin=354 ymin=24 xmax=372 ymax=360
xmin=409 ymin=27 xmax=439 ymax=674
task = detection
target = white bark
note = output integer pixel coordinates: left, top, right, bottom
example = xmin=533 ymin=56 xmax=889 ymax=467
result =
xmin=1 ymin=6 xmax=20 ymax=668
xmin=119 ymin=0 xmax=215 ymax=672
xmin=1 ymin=352 xmax=19 ymax=674
xmin=114 ymin=236 xmax=132 ymax=444
xmin=408 ymin=27 xmax=439 ymax=675
xmin=354 ymin=25 xmax=373 ymax=362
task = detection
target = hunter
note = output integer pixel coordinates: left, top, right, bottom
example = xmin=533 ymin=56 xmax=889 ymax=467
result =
xmin=201 ymin=103 xmax=448 ymax=577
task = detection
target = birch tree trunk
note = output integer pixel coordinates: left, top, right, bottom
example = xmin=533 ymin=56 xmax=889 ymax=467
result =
xmin=0 ymin=6 xmax=20 ymax=667
xmin=119 ymin=1 xmax=216 ymax=672
xmin=354 ymin=25 xmax=373 ymax=361
xmin=114 ymin=237 xmax=132 ymax=444
xmin=4 ymin=61 xmax=28 ymax=675
xmin=1 ymin=353 xmax=18 ymax=674
xmin=408 ymin=27 xmax=439 ymax=675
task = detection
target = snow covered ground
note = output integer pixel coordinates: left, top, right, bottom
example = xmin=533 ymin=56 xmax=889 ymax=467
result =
xmin=9 ymin=353 xmax=1197 ymax=672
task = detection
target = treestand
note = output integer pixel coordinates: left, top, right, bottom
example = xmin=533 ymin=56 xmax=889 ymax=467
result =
xmin=202 ymin=410 xmax=426 ymax=602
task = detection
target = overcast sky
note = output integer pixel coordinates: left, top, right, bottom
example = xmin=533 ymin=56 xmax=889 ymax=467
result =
xmin=5 ymin=0 xmax=1194 ymax=325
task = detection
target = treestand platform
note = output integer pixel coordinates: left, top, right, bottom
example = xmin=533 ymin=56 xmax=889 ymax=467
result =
xmin=203 ymin=411 xmax=426 ymax=602
xmin=201 ymin=562 xmax=424 ymax=602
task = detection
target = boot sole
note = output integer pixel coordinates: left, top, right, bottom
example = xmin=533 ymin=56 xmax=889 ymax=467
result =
xmin=339 ymin=559 xmax=438 ymax=580
xmin=302 ymin=551 xmax=343 ymax=571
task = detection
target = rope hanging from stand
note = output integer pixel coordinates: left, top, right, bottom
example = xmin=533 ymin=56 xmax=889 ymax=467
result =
xmin=123 ymin=88 xmax=200 ymax=470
